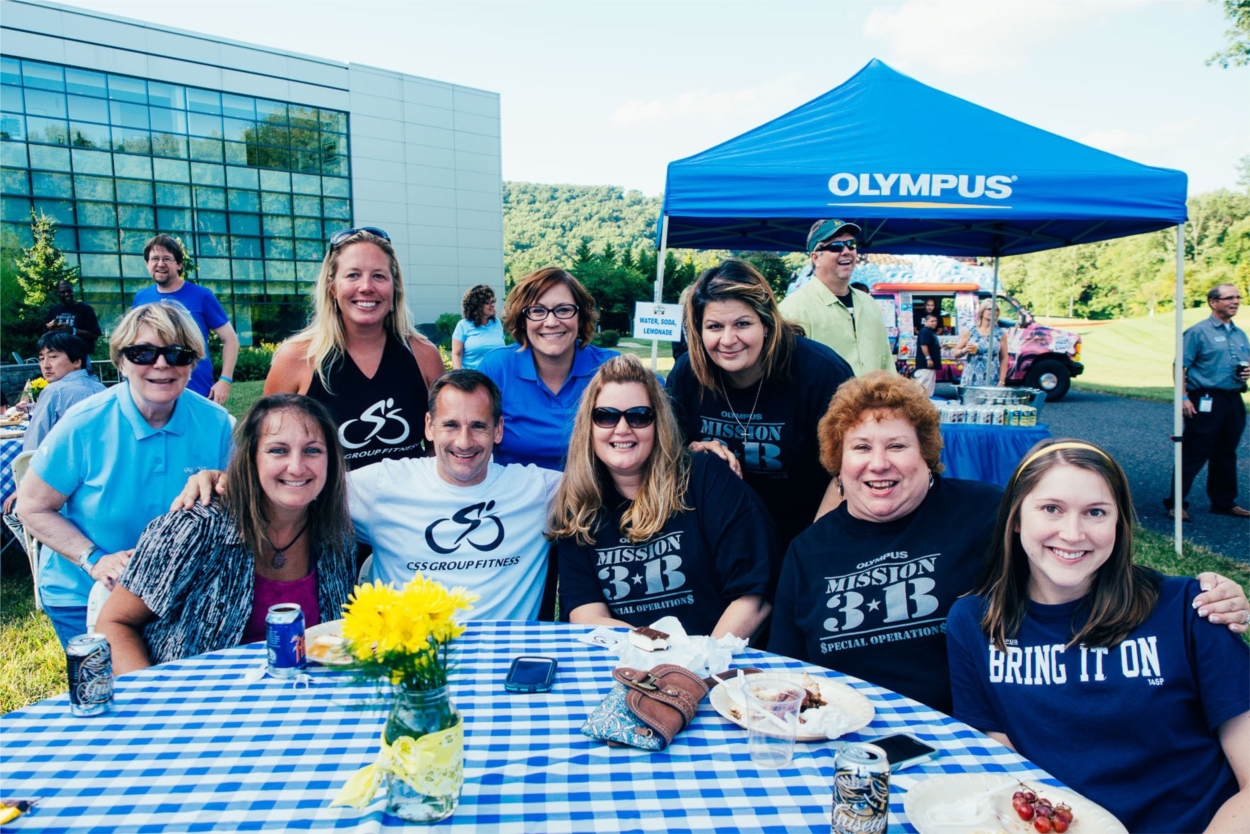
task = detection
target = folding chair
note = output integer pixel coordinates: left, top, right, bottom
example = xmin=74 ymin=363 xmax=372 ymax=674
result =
xmin=6 ymin=450 xmax=42 ymax=609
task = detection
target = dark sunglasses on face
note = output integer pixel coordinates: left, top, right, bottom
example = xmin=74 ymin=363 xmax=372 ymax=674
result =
xmin=523 ymin=303 xmax=579 ymax=322
xmin=329 ymin=227 xmax=391 ymax=248
xmin=817 ymin=240 xmax=858 ymax=254
xmin=121 ymin=344 xmax=198 ymax=366
xmin=592 ymin=406 xmax=656 ymax=429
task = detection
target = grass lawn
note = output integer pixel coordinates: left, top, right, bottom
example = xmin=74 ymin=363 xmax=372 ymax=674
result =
xmin=1067 ymin=310 xmax=1250 ymax=408
xmin=2 ymin=524 xmax=1245 ymax=714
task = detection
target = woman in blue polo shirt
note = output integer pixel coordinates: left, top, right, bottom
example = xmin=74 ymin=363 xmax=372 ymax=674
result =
xmin=478 ymin=268 xmax=617 ymax=470
xmin=17 ymin=302 xmax=234 ymax=648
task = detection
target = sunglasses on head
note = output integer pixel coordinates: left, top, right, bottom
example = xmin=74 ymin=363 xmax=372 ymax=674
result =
xmin=329 ymin=227 xmax=391 ymax=248
xmin=592 ymin=406 xmax=656 ymax=429
xmin=817 ymin=240 xmax=858 ymax=254
xmin=121 ymin=344 xmax=198 ymax=366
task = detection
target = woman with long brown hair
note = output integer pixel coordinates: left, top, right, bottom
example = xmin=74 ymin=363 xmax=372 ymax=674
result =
xmin=947 ymin=439 xmax=1249 ymax=832
xmin=265 ymin=228 xmax=444 ymax=468
xmin=665 ymin=259 xmax=854 ymax=553
xmin=97 ymin=395 xmax=355 ymax=674
xmin=551 ymin=355 xmax=775 ymax=639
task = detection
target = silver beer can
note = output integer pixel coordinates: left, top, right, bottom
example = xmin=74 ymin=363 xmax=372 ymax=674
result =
xmin=66 ymin=633 xmax=114 ymax=717
xmin=831 ymin=742 xmax=889 ymax=833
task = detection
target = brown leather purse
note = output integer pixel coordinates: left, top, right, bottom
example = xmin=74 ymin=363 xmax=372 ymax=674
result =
xmin=581 ymin=664 xmax=711 ymax=750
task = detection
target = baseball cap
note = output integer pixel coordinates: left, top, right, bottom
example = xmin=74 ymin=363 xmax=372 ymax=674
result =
xmin=807 ymin=219 xmax=863 ymax=253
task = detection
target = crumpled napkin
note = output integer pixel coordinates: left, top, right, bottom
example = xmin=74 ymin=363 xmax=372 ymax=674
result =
xmin=802 ymin=705 xmax=861 ymax=740
xmin=611 ymin=616 xmax=747 ymax=678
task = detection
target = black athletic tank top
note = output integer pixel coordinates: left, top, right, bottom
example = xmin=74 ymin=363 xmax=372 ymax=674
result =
xmin=305 ymin=336 xmax=429 ymax=470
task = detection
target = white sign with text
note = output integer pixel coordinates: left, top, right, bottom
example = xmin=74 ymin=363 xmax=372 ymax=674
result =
xmin=632 ymin=302 xmax=683 ymax=342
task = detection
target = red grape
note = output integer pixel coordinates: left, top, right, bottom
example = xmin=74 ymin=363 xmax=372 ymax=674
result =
xmin=1053 ymin=820 xmax=1069 ymax=833
xmin=1033 ymin=816 xmax=1053 ymax=833
xmin=1017 ymin=802 xmax=1035 ymax=821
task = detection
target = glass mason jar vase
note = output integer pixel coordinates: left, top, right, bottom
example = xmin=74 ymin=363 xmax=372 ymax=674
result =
xmin=383 ymin=685 xmax=464 ymax=823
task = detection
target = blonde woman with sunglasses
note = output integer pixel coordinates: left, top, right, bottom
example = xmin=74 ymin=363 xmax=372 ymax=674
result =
xmin=549 ymin=355 xmax=777 ymax=641
xmin=18 ymin=302 xmax=233 ymax=648
xmin=265 ymin=227 xmax=444 ymax=469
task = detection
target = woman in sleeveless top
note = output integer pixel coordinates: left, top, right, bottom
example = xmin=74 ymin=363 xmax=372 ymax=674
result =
xmin=264 ymin=228 xmax=444 ymax=469
xmin=97 ymin=395 xmax=356 ymax=672
xmin=955 ymin=298 xmax=1009 ymax=388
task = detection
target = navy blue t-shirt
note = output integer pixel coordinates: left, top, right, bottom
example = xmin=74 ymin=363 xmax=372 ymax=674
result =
xmin=915 ymin=326 xmax=940 ymax=371
xmin=947 ymin=575 xmax=1249 ymax=833
xmin=557 ymin=452 xmax=777 ymax=636
xmin=768 ymin=476 xmax=1002 ymax=714
xmin=665 ymin=336 xmax=853 ymax=555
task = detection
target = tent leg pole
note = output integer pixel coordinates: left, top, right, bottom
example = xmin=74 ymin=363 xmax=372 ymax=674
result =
xmin=991 ymin=256 xmax=1000 ymax=380
xmin=1173 ymin=225 xmax=1185 ymax=554
xmin=651 ymin=217 xmax=669 ymax=374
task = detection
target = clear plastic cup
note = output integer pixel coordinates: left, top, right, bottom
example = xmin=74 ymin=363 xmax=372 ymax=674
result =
xmin=743 ymin=677 xmax=806 ymax=767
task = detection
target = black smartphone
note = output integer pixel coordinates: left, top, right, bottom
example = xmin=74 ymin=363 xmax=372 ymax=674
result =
xmin=869 ymin=734 xmax=939 ymax=772
xmin=504 ymin=656 xmax=557 ymax=693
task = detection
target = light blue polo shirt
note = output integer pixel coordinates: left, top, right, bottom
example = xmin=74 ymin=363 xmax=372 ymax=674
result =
xmin=31 ymin=382 xmax=233 ymax=608
xmin=477 ymin=343 xmax=618 ymax=470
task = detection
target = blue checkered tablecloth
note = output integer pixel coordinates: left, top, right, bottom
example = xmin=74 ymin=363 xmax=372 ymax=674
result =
xmin=0 ymin=437 xmax=22 ymax=504
xmin=0 ymin=622 xmax=1063 ymax=833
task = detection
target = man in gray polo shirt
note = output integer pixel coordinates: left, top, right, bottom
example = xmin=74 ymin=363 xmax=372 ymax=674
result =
xmin=1165 ymin=283 xmax=1250 ymax=520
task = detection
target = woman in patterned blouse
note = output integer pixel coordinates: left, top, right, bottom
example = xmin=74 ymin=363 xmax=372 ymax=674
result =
xmin=97 ymin=395 xmax=356 ymax=673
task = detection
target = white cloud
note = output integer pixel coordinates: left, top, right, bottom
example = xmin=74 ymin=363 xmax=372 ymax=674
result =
xmin=864 ymin=0 xmax=1138 ymax=74
xmin=611 ymin=74 xmax=806 ymax=128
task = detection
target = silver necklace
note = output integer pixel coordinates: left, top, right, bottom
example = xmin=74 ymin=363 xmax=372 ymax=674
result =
xmin=719 ymin=373 xmax=764 ymax=438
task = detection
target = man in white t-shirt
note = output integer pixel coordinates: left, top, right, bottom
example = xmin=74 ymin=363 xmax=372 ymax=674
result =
xmin=349 ymin=370 xmax=562 ymax=620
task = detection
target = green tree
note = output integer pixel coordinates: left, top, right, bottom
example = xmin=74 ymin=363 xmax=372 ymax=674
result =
xmin=1208 ymin=0 xmax=1250 ymax=68
xmin=570 ymin=254 xmax=651 ymax=332
xmin=740 ymin=251 xmax=792 ymax=298
xmin=4 ymin=211 xmax=82 ymax=359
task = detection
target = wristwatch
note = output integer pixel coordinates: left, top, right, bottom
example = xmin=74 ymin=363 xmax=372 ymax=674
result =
xmin=76 ymin=544 xmax=100 ymax=571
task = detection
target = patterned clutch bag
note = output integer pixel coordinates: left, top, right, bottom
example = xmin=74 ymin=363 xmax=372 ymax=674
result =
xmin=581 ymin=664 xmax=710 ymax=751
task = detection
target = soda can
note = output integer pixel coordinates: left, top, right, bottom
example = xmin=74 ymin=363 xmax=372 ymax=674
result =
xmin=66 ymin=633 xmax=114 ymax=717
xmin=266 ymin=603 xmax=306 ymax=678
xmin=831 ymin=742 xmax=890 ymax=833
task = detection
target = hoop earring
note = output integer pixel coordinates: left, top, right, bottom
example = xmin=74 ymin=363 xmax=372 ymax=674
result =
xmin=836 ymin=476 xmax=844 ymax=498
xmin=929 ymin=471 xmax=935 ymax=489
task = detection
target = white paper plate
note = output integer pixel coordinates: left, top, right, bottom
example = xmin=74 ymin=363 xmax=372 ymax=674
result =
xmin=305 ymin=618 xmax=352 ymax=666
xmin=709 ymin=671 xmax=874 ymax=742
xmin=902 ymin=773 xmax=1126 ymax=834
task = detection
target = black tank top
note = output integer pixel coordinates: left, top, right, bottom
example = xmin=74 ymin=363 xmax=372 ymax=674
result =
xmin=305 ymin=336 xmax=429 ymax=470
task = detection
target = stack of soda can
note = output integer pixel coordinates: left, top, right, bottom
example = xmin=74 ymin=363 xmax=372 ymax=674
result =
xmin=939 ymin=401 xmax=1037 ymax=427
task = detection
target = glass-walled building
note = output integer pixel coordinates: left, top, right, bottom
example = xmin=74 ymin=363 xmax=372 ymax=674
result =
xmin=1 ymin=0 xmax=503 ymax=344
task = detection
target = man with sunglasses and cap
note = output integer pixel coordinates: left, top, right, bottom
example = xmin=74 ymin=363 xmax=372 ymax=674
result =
xmin=133 ymin=234 xmax=239 ymax=405
xmin=779 ymin=219 xmax=894 ymax=377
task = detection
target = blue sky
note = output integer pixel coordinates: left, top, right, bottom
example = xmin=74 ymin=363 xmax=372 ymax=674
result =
xmin=57 ymin=0 xmax=1250 ymax=197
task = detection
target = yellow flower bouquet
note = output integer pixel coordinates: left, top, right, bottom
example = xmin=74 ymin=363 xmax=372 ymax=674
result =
xmin=332 ymin=575 xmax=477 ymax=823
xmin=23 ymin=377 xmax=48 ymax=402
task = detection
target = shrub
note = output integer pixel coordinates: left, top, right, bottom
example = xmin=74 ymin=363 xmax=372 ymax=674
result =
xmin=434 ymin=312 xmax=460 ymax=350
xmin=208 ymin=342 xmax=276 ymax=382
xmin=595 ymin=329 xmax=620 ymax=347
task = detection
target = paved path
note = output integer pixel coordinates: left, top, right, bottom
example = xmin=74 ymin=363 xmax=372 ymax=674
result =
xmin=1032 ymin=388 xmax=1248 ymax=562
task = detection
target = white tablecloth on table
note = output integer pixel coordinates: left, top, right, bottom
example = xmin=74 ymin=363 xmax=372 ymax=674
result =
xmin=0 ymin=621 xmax=1063 ymax=833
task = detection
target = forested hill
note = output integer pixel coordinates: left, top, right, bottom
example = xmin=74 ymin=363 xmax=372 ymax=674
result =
xmin=503 ymin=182 xmax=662 ymax=281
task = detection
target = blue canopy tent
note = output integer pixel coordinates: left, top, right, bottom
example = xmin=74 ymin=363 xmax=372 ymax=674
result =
xmin=654 ymin=59 xmax=1193 ymax=549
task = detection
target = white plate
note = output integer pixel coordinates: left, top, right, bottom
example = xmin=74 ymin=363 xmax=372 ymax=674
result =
xmin=305 ymin=619 xmax=352 ymax=666
xmin=709 ymin=671 xmax=874 ymax=742
xmin=902 ymin=773 xmax=1126 ymax=834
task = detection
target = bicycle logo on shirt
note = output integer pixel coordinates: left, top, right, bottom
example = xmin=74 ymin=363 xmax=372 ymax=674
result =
xmin=425 ymin=500 xmax=505 ymax=554
xmin=339 ymin=399 xmax=411 ymax=449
